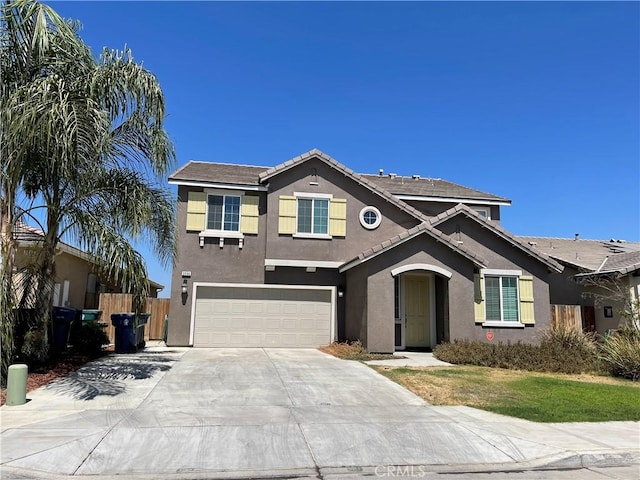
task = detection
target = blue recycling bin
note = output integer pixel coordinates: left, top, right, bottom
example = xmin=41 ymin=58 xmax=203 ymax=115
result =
xmin=111 ymin=313 xmax=136 ymax=353
xmin=52 ymin=307 xmax=76 ymax=353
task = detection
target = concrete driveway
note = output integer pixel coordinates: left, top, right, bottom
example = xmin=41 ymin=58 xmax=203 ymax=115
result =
xmin=1 ymin=347 xmax=639 ymax=479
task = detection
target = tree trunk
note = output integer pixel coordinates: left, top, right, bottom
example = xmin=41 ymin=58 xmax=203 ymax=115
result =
xmin=35 ymin=213 xmax=60 ymax=359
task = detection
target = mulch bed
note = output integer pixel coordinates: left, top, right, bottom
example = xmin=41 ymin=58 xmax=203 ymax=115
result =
xmin=0 ymin=348 xmax=112 ymax=406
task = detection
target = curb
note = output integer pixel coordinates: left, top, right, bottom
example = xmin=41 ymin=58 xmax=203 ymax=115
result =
xmin=2 ymin=450 xmax=638 ymax=480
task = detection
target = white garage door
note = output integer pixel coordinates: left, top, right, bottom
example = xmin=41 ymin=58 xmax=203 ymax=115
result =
xmin=192 ymin=285 xmax=333 ymax=348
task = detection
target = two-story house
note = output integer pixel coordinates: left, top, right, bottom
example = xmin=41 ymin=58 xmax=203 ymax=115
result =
xmin=167 ymin=149 xmax=562 ymax=352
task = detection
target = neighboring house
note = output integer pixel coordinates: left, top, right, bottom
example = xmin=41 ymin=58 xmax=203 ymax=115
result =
xmin=14 ymin=223 xmax=163 ymax=311
xmin=518 ymin=236 xmax=640 ymax=334
xmin=167 ymin=149 xmax=563 ymax=352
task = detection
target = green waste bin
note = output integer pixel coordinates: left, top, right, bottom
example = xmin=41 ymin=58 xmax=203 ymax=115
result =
xmin=82 ymin=309 xmax=103 ymax=323
xmin=81 ymin=309 xmax=107 ymax=331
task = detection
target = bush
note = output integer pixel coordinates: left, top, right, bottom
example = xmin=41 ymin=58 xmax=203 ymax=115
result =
xmin=538 ymin=324 xmax=598 ymax=373
xmin=433 ymin=325 xmax=598 ymax=374
xmin=72 ymin=322 xmax=109 ymax=358
xmin=319 ymin=341 xmax=398 ymax=361
xmin=20 ymin=329 xmax=49 ymax=364
xmin=599 ymin=323 xmax=640 ymax=381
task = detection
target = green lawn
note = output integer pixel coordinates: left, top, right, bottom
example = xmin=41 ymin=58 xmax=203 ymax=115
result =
xmin=373 ymin=365 xmax=640 ymax=422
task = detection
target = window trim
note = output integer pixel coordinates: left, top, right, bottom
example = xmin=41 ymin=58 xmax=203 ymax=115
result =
xmin=359 ymin=206 xmax=382 ymax=230
xmin=480 ymin=268 xmax=524 ymax=327
xmin=293 ymin=192 xmax=332 ymax=238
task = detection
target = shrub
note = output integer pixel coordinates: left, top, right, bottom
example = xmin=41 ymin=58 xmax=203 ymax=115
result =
xmin=319 ymin=341 xmax=397 ymax=361
xmin=433 ymin=325 xmax=598 ymax=374
xmin=72 ymin=322 xmax=109 ymax=358
xmin=20 ymin=329 xmax=49 ymax=364
xmin=538 ymin=324 xmax=598 ymax=374
xmin=599 ymin=323 xmax=640 ymax=381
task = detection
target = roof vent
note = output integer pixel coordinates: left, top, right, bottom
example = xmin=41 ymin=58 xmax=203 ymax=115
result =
xmin=379 ymin=168 xmax=384 ymax=176
xmin=574 ymin=233 xmax=579 ymax=241
xmin=528 ymin=241 xmax=537 ymax=246
xmin=388 ymin=173 xmax=397 ymax=178
xmin=412 ymin=174 xmax=421 ymax=180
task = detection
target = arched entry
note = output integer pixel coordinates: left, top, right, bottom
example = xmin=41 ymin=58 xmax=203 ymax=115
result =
xmin=391 ymin=264 xmax=452 ymax=351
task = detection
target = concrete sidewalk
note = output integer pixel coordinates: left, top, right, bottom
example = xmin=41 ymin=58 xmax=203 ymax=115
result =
xmin=1 ymin=346 xmax=638 ymax=479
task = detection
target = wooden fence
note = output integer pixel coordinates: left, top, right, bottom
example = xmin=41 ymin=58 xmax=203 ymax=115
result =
xmin=97 ymin=293 xmax=170 ymax=344
xmin=550 ymin=304 xmax=583 ymax=331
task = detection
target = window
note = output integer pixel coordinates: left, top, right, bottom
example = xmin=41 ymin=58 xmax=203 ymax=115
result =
xmin=473 ymin=207 xmax=491 ymax=220
xmin=207 ymin=194 xmax=240 ymax=232
xmin=297 ymin=198 xmax=329 ymax=234
xmin=359 ymin=206 xmax=382 ymax=230
xmin=485 ymin=275 xmax=519 ymax=322
xmin=475 ymin=270 xmax=534 ymax=326
xmin=279 ymin=194 xmax=345 ymax=237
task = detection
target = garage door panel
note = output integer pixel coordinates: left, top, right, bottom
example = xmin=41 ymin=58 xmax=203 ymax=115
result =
xmin=247 ymin=303 xmax=264 ymax=314
xmin=193 ymin=286 xmax=332 ymax=348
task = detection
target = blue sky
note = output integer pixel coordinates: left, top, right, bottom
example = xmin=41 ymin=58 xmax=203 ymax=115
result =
xmin=49 ymin=1 xmax=639 ymax=297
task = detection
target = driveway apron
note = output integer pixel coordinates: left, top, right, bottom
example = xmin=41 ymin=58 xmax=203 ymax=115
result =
xmin=1 ymin=348 xmax=637 ymax=478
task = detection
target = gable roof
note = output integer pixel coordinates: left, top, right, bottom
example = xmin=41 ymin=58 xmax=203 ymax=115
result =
xmin=518 ymin=235 xmax=640 ymax=274
xmin=169 ymin=149 xmax=509 ymax=204
xmin=429 ymin=204 xmax=564 ymax=272
xmin=362 ymin=174 xmax=510 ymax=204
xmin=339 ymin=222 xmax=487 ymax=273
xmin=169 ymin=149 xmax=561 ymax=274
xmin=258 ymin=149 xmax=436 ymax=224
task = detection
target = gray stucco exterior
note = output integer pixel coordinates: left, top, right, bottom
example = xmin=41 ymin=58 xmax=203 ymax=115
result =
xmin=168 ymin=149 xmax=560 ymax=350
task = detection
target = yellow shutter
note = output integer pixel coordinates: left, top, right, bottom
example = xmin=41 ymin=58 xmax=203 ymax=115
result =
xmin=186 ymin=191 xmax=206 ymax=231
xmin=240 ymin=195 xmax=259 ymax=234
xmin=474 ymin=274 xmax=485 ymax=323
xmin=519 ymin=275 xmax=535 ymax=325
xmin=278 ymin=196 xmax=296 ymax=234
xmin=329 ymin=198 xmax=347 ymax=237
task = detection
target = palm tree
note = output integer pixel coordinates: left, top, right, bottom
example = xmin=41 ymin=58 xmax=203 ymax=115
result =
xmin=1 ymin=0 xmax=92 ymax=379
xmin=1 ymin=0 xmax=176 ymax=379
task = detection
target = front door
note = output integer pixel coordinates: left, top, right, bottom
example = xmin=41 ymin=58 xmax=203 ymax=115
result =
xmin=404 ymin=274 xmax=430 ymax=348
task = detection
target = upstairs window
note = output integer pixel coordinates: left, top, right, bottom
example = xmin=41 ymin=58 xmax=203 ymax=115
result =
xmin=207 ymin=194 xmax=240 ymax=232
xmin=473 ymin=207 xmax=491 ymax=220
xmin=278 ymin=194 xmax=346 ymax=237
xmin=297 ymin=197 xmax=329 ymax=235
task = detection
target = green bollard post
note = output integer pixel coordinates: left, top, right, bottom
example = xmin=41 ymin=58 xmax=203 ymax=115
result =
xmin=7 ymin=364 xmax=28 ymax=406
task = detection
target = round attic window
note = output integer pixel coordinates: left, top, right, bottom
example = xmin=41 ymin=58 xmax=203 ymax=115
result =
xmin=359 ymin=206 xmax=382 ymax=230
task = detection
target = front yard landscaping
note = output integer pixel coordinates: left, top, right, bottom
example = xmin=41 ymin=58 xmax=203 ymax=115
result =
xmin=320 ymin=341 xmax=400 ymax=361
xmin=373 ymin=365 xmax=640 ymax=422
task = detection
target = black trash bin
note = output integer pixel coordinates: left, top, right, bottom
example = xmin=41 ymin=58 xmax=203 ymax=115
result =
xmin=135 ymin=313 xmax=151 ymax=350
xmin=52 ymin=307 xmax=76 ymax=353
xmin=111 ymin=313 xmax=136 ymax=353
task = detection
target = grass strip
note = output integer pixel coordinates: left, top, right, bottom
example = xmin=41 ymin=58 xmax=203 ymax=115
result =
xmin=374 ymin=365 xmax=640 ymax=422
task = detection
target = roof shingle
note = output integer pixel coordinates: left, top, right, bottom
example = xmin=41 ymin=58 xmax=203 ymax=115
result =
xmin=169 ymin=149 xmax=510 ymax=203
xmin=517 ymin=236 xmax=640 ymax=272
xmin=169 ymin=161 xmax=266 ymax=185
xmin=362 ymin=174 xmax=510 ymax=203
